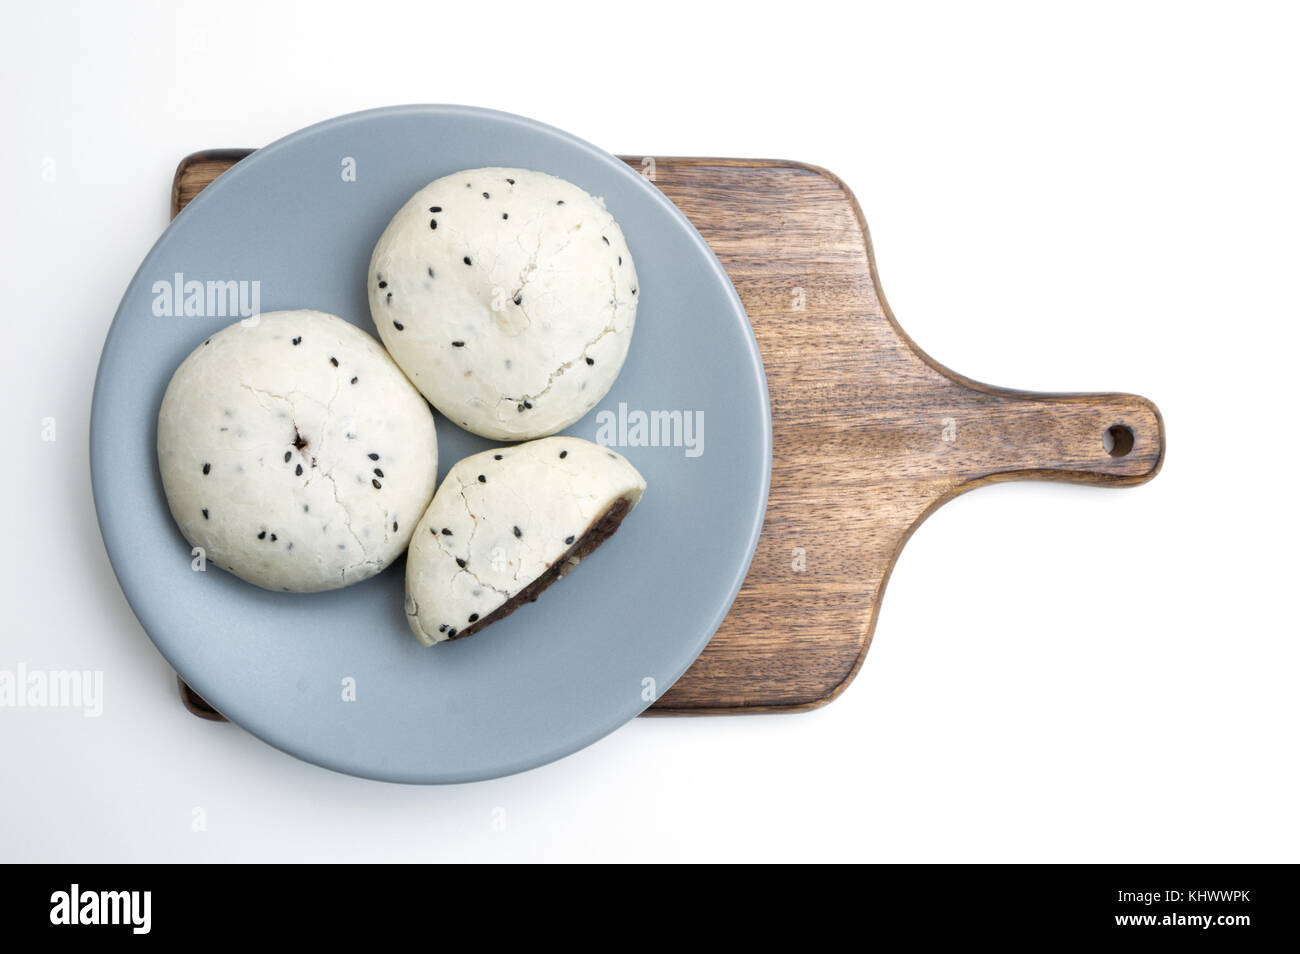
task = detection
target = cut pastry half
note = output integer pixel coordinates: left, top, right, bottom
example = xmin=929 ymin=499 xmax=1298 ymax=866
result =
xmin=405 ymin=436 xmax=645 ymax=645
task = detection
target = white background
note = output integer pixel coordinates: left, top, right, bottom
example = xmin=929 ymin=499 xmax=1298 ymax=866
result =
xmin=2 ymin=0 xmax=1296 ymax=862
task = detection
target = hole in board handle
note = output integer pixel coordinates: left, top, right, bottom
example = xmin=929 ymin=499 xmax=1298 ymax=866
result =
xmin=1103 ymin=424 xmax=1135 ymax=458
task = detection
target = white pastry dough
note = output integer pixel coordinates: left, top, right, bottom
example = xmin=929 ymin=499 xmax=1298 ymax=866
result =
xmin=157 ymin=310 xmax=438 ymax=592
xmin=369 ymin=167 xmax=638 ymax=440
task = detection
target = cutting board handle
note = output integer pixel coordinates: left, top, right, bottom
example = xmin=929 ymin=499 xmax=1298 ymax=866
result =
xmin=876 ymin=272 xmax=1165 ymax=491
xmin=937 ymin=380 xmax=1165 ymax=488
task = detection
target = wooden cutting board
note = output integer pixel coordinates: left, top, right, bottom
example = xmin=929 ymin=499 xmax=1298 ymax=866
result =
xmin=170 ymin=150 xmax=1164 ymax=720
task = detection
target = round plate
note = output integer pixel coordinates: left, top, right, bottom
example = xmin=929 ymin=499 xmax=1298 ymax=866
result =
xmin=91 ymin=105 xmax=771 ymax=783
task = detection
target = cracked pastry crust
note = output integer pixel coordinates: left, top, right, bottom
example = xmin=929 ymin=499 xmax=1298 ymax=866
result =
xmin=156 ymin=310 xmax=438 ymax=593
xmin=404 ymin=436 xmax=645 ymax=645
xmin=368 ymin=167 xmax=638 ymax=441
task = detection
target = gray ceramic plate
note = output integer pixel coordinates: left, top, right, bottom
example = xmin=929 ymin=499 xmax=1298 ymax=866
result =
xmin=91 ymin=105 xmax=771 ymax=783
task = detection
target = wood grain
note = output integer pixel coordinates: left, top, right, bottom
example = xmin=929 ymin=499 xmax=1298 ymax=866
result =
xmin=170 ymin=151 xmax=1164 ymax=718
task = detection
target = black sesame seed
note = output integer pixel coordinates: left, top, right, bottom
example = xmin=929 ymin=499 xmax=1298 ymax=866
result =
xmin=631 ymin=287 xmax=637 ymax=295
xmin=494 ymin=454 xmax=503 ymax=460
xmin=468 ymin=613 xmax=479 ymax=622
xmin=456 ymin=558 xmax=466 ymax=568
xmin=393 ymin=321 xmax=404 ymax=331
xmin=502 ymin=212 xmax=508 ymax=220
xmin=482 ymin=191 xmax=490 ymax=199
xmin=506 ymin=178 xmax=515 ymax=185
xmin=427 ymin=266 xmax=435 ymax=278
xmin=463 ymin=256 xmax=472 ymax=266
xmin=513 ymin=526 xmax=522 ymax=538
xmin=430 ymin=219 xmax=437 ymax=230
xmin=559 ymin=450 xmax=568 ymax=459
xmin=351 ymin=376 xmax=358 ymax=384
xmin=439 ymin=624 xmax=447 ymax=633
xmin=452 ymin=340 xmax=465 ymax=347
xmin=386 ymin=292 xmax=392 ymax=303
xmin=441 ymin=528 xmax=452 ymax=535
xmin=202 ymin=462 xmax=210 ymax=475
xmin=368 ymin=453 xmax=379 ymax=460
xmin=517 ymin=403 xmax=525 ymax=412
xmin=284 ymin=451 xmax=292 ymax=463
xmin=393 ymin=521 xmax=398 ymax=532
xmin=270 ymin=533 xmax=277 ymax=542
xmin=429 ymin=206 xmax=441 ymax=213
xmin=586 ymin=356 xmax=595 ymax=365
xmin=257 ymin=531 xmax=266 ymax=539
xmin=447 ymin=628 xmax=458 ymax=637
xmin=204 ymin=339 xmax=210 ymax=345
xmin=523 ymin=400 xmax=533 ymax=409
xmin=303 ymin=504 xmax=309 ymax=512
xmin=372 ymin=479 xmax=382 ymax=489
xmin=565 ymin=535 xmax=575 ymax=545
xmin=556 ymin=200 xmax=564 ymax=205
xmin=295 ymin=464 xmax=303 ymax=476
xmin=513 ymin=294 xmax=522 ymax=305
xmin=202 ymin=508 xmax=209 ymax=519
xmin=292 ymin=336 xmax=301 ymax=345
xmin=477 ymin=474 xmax=486 ymax=483
xmin=602 ymin=236 xmax=609 ymax=245
xmin=378 ymin=280 xmax=388 ymax=289
xmin=374 ymin=468 xmax=384 ymax=478
xmin=329 ymin=356 xmax=338 ymax=367
xmin=618 ymin=256 xmax=622 ymax=265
